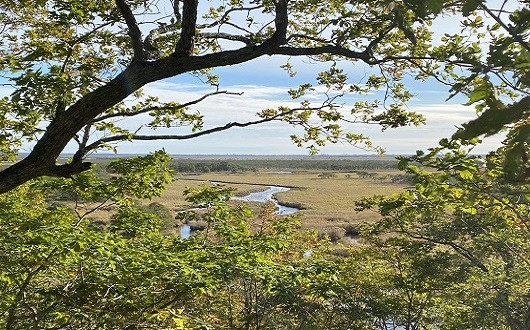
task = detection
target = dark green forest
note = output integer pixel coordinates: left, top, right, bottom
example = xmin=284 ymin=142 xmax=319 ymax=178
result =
xmin=169 ymin=158 xmax=398 ymax=173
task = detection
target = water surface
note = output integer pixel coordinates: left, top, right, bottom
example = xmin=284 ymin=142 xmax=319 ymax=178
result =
xmin=180 ymin=185 xmax=299 ymax=238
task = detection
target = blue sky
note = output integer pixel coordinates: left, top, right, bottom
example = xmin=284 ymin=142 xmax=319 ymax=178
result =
xmin=7 ymin=54 xmax=504 ymax=156
xmin=76 ymin=52 xmax=501 ymax=156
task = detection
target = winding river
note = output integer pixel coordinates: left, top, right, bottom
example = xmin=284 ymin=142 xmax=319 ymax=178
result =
xmin=232 ymin=186 xmax=299 ymax=215
xmin=180 ymin=185 xmax=299 ymax=238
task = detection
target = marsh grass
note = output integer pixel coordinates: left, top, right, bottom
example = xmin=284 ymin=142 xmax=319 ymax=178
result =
xmin=176 ymin=171 xmax=406 ymax=230
xmin=70 ymin=161 xmax=406 ymax=235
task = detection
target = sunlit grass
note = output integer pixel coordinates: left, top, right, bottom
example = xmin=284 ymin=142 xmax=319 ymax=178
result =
xmin=171 ymin=171 xmax=406 ymax=230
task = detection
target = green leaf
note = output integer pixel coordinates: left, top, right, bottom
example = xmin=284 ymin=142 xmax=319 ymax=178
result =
xmin=462 ymin=0 xmax=483 ymax=16
xmin=465 ymin=83 xmax=491 ymax=105
xmin=459 ymin=169 xmax=473 ymax=180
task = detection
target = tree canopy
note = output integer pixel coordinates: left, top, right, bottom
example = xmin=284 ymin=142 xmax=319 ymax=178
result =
xmin=0 ymin=0 xmax=529 ymax=329
xmin=0 ymin=0 xmax=527 ymax=193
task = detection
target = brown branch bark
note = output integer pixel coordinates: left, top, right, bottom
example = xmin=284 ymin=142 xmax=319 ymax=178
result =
xmin=115 ymin=0 xmax=145 ymax=61
xmin=175 ymin=0 xmax=198 ymax=56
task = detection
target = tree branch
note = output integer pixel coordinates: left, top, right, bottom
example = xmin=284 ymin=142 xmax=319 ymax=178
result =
xmin=115 ymin=0 xmax=145 ymax=61
xmin=175 ymin=0 xmax=198 ymax=56
xmin=93 ymin=90 xmax=242 ymax=123
xmin=286 ymin=34 xmax=330 ymax=44
xmin=404 ymin=231 xmax=489 ymax=273
xmin=144 ymin=23 xmax=179 ymax=58
xmin=479 ymin=3 xmax=530 ymax=52
xmin=199 ymin=32 xmax=253 ymax=45
xmin=84 ymin=109 xmax=300 ymax=153
xmin=364 ymin=23 xmax=396 ymax=58
xmin=262 ymin=0 xmax=288 ymax=47
xmin=197 ymin=6 xmax=263 ymax=29
xmin=268 ymin=45 xmax=369 ymax=62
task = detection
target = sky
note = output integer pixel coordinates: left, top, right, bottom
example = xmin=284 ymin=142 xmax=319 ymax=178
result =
xmin=6 ymin=1 xmax=515 ymax=156
xmin=74 ymin=49 xmax=503 ymax=156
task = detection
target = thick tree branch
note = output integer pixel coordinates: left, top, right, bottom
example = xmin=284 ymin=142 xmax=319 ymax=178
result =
xmin=262 ymin=0 xmax=288 ymax=47
xmin=44 ymin=162 xmax=94 ymax=179
xmin=0 ymin=36 xmax=392 ymax=194
xmin=0 ymin=0 xmax=421 ymax=194
xmin=115 ymin=0 xmax=145 ymax=61
xmin=175 ymin=0 xmax=198 ymax=55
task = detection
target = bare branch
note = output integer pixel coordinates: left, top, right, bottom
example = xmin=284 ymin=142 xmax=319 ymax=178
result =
xmin=219 ymin=21 xmax=254 ymax=35
xmin=85 ymin=114 xmax=289 ymax=152
xmin=144 ymin=23 xmax=179 ymax=58
xmin=199 ymin=32 xmax=253 ymax=45
xmin=197 ymin=6 xmax=263 ymax=29
xmin=115 ymin=0 xmax=145 ymax=61
xmin=83 ymin=105 xmax=329 ymax=153
xmin=93 ymin=90 xmax=243 ymax=122
xmin=286 ymin=34 xmax=330 ymax=44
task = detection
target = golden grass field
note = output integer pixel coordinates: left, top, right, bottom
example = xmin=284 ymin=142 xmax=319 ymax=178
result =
xmin=152 ymin=170 xmax=407 ymax=231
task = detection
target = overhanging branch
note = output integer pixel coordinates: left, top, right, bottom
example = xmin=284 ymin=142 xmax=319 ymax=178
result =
xmin=93 ymin=90 xmax=243 ymax=123
xmin=84 ymin=109 xmax=300 ymax=153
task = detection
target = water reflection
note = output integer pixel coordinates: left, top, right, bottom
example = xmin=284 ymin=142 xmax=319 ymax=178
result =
xmin=233 ymin=186 xmax=299 ymax=215
xmin=180 ymin=224 xmax=191 ymax=239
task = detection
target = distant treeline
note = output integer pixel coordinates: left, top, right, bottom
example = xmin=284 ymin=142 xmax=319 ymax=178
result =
xmin=169 ymin=158 xmax=399 ymax=173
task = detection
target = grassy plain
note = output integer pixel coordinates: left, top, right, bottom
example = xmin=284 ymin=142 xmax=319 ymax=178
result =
xmin=161 ymin=170 xmax=407 ymax=230
xmin=69 ymin=157 xmax=408 ymax=241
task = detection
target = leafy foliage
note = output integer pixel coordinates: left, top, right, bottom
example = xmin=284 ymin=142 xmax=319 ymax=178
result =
xmin=0 ymin=1 xmax=529 ymax=329
xmin=356 ymin=139 xmax=530 ymax=329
